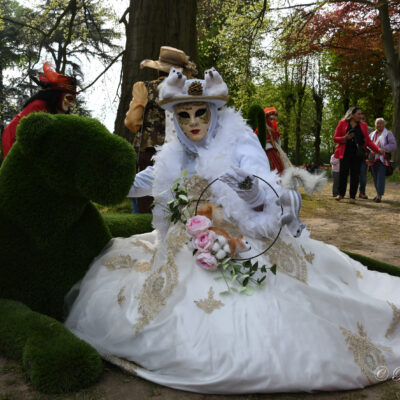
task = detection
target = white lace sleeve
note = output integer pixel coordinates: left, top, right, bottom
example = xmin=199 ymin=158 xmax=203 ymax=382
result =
xmin=127 ymin=166 xmax=154 ymax=198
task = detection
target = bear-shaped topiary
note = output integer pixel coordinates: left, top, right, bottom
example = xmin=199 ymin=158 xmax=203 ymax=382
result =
xmin=0 ymin=112 xmax=140 ymax=393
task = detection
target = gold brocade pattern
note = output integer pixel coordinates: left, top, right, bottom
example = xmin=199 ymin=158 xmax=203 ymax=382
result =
xmin=133 ymin=225 xmax=188 ymax=334
xmin=195 ymin=287 xmax=224 ymax=314
xmin=340 ymin=322 xmax=392 ymax=384
xmin=103 ymin=255 xmax=138 ymax=271
xmin=117 ymin=286 xmax=126 ymax=305
xmin=183 ymin=175 xmax=211 ymax=202
xmin=385 ymin=302 xmax=400 ymax=338
xmin=103 ymin=238 xmax=156 ymax=273
xmin=301 ymin=246 xmax=315 ymax=264
xmin=267 ymin=238 xmax=309 ymax=283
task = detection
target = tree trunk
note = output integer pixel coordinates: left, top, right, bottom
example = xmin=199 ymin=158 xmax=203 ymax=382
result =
xmin=312 ymin=88 xmax=323 ymax=165
xmin=294 ymin=85 xmax=305 ymax=165
xmin=0 ymin=65 xmax=4 ymax=135
xmin=377 ymin=0 xmax=400 ymax=168
xmin=114 ymin=0 xmax=198 ymax=142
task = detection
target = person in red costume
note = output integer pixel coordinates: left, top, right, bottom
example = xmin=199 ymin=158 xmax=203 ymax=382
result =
xmin=2 ymin=62 xmax=77 ymax=158
xmin=263 ymin=107 xmax=284 ymax=174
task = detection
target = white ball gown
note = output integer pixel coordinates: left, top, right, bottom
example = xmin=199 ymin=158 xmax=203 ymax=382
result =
xmin=65 ymin=109 xmax=400 ymax=394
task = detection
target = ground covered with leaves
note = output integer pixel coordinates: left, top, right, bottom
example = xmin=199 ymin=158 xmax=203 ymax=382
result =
xmin=1 ymin=181 xmax=399 ymax=400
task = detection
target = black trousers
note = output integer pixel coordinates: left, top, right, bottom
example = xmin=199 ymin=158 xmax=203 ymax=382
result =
xmin=338 ymin=148 xmax=363 ymax=199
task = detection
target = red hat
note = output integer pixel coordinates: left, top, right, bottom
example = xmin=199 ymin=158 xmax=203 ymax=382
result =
xmin=264 ymin=107 xmax=278 ymax=116
xmin=39 ymin=62 xmax=77 ymax=94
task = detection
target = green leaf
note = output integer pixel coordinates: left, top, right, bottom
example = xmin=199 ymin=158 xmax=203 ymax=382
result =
xmin=192 ymin=249 xmax=198 ymax=256
xmin=178 ymin=194 xmax=189 ymax=202
xmin=260 ymin=266 xmax=267 ymax=273
xmin=252 ymin=261 xmax=259 ymax=270
xmin=219 ymin=291 xmax=230 ymax=296
xmin=243 ymin=277 xmax=249 ymax=286
xmin=243 ymin=260 xmax=252 ymax=269
xmin=182 ymin=169 xmax=188 ymax=177
xmin=243 ymin=287 xmax=255 ymax=296
xmin=270 ymin=264 xmax=277 ymax=275
xmin=257 ymin=276 xmax=266 ymax=284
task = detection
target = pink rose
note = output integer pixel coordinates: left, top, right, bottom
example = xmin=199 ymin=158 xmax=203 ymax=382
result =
xmin=185 ymin=215 xmax=211 ymax=237
xmin=196 ymin=252 xmax=218 ymax=271
xmin=193 ymin=230 xmax=216 ymax=253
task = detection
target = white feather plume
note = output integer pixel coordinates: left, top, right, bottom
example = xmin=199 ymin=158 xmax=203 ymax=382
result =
xmin=281 ymin=167 xmax=327 ymax=194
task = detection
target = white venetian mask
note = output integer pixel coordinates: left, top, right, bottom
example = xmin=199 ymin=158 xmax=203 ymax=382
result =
xmin=174 ymin=102 xmax=211 ymax=142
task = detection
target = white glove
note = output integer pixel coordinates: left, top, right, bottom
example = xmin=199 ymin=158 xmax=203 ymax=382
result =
xmin=219 ymin=167 xmax=265 ymax=208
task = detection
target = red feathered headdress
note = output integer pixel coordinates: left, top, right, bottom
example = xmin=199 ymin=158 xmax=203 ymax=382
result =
xmin=264 ymin=107 xmax=278 ymax=116
xmin=39 ymin=62 xmax=77 ymax=94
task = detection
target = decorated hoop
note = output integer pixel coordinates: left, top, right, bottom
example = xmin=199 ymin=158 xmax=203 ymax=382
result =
xmin=194 ymin=175 xmax=283 ymax=262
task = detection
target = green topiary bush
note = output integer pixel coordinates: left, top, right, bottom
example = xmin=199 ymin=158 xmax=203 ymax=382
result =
xmin=247 ymin=104 xmax=266 ymax=149
xmin=103 ymin=213 xmax=153 ymax=238
xmin=0 ymin=112 xmax=153 ymax=393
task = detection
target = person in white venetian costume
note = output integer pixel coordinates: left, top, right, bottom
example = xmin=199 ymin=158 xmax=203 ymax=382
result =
xmin=65 ymin=68 xmax=400 ymax=394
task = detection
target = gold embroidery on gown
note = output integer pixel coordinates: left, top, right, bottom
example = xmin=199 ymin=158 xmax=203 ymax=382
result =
xmin=195 ymin=287 xmax=224 ymax=314
xmin=267 ymin=238 xmax=309 ymax=283
xmin=340 ymin=322 xmax=392 ymax=383
xmin=301 ymin=245 xmax=315 ymax=264
xmin=102 ymin=238 xmax=156 ymax=273
xmin=356 ymin=270 xmax=363 ymax=279
xmin=385 ymin=301 xmax=400 ymax=338
xmin=103 ymin=255 xmax=138 ymax=271
xmin=133 ymin=224 xmax=188 ymax=334
xmin=117 ymin=286 xmax=126 ymax=305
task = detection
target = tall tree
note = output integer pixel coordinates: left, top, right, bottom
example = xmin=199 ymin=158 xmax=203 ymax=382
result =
xmin=114 ymin=0 xmax=198 ymax=141
xmin=278 ymin=0 xmax=400 ymax=166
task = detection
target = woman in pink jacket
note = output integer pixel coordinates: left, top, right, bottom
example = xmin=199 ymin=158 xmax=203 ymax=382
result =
xmin=333 ymin=107 xmax=384 ymax=204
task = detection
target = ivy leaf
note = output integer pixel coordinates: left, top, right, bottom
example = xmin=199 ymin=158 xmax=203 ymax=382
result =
xmin=179 ymin=194 xmax=189 ymax=203
xmin=243 ymin=260 xmax=252 ymax=269
xmin=257 ymin=276 xmax=266 ymax=284
xmin=260 ymin=265 xmax=267 ymax=273
xmin=243 ymin=277 xmax=249 ymax=286
xmin=243 ymin=286 xmax=255 ymax=296
xmin=270 ymin=264 xmax=277 ymax=275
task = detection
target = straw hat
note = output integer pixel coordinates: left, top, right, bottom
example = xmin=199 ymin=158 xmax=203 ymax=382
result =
xmin=140 ymin=46 xmax=198 ymax=77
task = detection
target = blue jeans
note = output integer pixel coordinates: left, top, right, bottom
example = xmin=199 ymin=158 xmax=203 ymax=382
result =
xmin=131 ymin=198 xmax=139 ymax=214
xmin=371 ymin=161 xmax=386 ymax=196
xmin=359 ymin=160 xmax=368 ymax=194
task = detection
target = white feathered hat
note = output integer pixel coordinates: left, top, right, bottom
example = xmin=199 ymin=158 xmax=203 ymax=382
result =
xmin=158 ymin=67 xmax=229 ymax=111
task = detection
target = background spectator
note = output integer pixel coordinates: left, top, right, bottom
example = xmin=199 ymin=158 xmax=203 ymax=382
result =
xmin=330 ymin=154 xmax=340 ymax=197
xmin=367 ymin=118 xmax=397 ymax=203
xmin=333 ymin=107 xmax=383 ymax=204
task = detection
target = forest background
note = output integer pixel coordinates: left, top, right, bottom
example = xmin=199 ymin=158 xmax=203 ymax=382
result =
xmin=0 ymin=0 xmax=399 ymax=167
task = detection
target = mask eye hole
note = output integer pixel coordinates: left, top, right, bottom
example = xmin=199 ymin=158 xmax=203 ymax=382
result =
xmin=195 ymin=108 xmax=207 ymax=117
xmin=178 ymin=111 xmax=190 ymax=118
